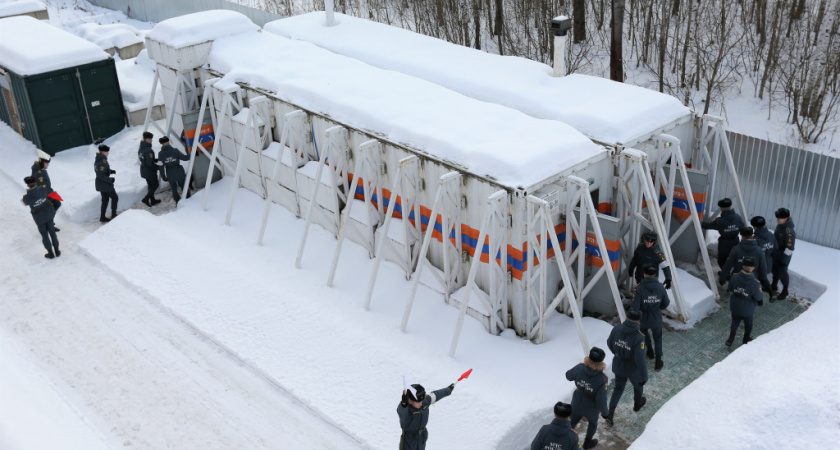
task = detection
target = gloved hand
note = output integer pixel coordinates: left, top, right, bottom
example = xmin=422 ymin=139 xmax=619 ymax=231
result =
xmin=757 ymin=299 xmax=764 ymax=307
xmin=783 ymin=248 xmax=793 ymax=256
xmin=448 ymin=383 xmax=455 ymax=392
xmin=401 ymin=392 xmax=408 ymax=406
xmin=110 ymin=169 xmax=116 ymax=174
xmin=628 ymin=267 xmax=634 ymax=279
xmin=663 ymin=280 xmax=671 ymax=290
xmin=109 ymin=177 xmax=115 ymax=183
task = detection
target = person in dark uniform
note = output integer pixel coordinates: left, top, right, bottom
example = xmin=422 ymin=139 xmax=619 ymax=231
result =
xmin=157 ymin=136 xmax=191 ymax=205
xmin=772 ymin=208 xmax=796 ymax=301
xmin=397 ymin=382 xmax=454 ymax=450
xmin=531 ymin=402 xmax=581 ymax=450
xmin=750 ymin=216 xmax=776 ymax=285
xmin=605 ymin=309 xmax=648 ymax=425
xmin=31 ymin=151 xmax=60 ymax=231
xmin=701 ymin=198 xmax=746 ymax=267
xmin=565 ymin=348 xmax=609 ymax=449
xmin=138 ymin=131 xmax=162 ymax=207
xmin=627 ymin=232 xmax=672 ymax=289
xmin=726 ymin=257 xmax=764 ymax=347
xmin=720 ymin=227 xmax=771 ymax=293
xmin=629 ymin=266 xmax=670 ymax=372
xmin=94 ymin=144 xmax=118 ymax=222
xmin=21 ymin=176 xmax=59 ymax=258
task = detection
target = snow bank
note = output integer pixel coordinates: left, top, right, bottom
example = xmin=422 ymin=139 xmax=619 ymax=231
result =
xmin=79 ymin=180 xmax=615 ymax=449
xmin=208 ymin=31 xmax=602 ymax=187
xmin=665 ymin=268 xmax=717 ymax=327
xmin=265 ymin=12 xmax=691 ymax=146
xmin=145 ymin=9 xmax=259 ymax=49
xmin=0 ymin=0 xmax=45 ymax=17
xmin=0 ymin=15 xmax=108 ymax=75
xmin=116 ymin=50 xmax=163 ymax=112
xmin=632 ymin=240 xmax=840 ymax=449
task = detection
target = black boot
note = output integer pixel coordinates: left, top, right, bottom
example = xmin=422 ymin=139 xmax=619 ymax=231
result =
xmin=604 ymin=408 xmax=615 ymax=426
xmin=771 ymin=281 xmax=779 ymax=293
xmin=777 ymin=289 xmax=789 ymax=300
xmin=633 ymin=396 xmax=647 ymax=412
xmin=45 ymin=251 xmax=55 ymax=259
xmin=151 ymin=197 xmax=161 ymax=205
xmin=646 ymin=346 xmax=654 ymax=360
xmin=725 ymin=335 xmax=734 ymax=347
xmin=110 ymin=211 xmax=118 ymax=220
xmin=100 ymin=213 xmax=111 ymax=223
xmin=55 ymin=248 xmax=61 ymax=257
xmin=583 ymin=438 xmax=599 ymax=449
xmin=54 ymin=226 xmax=60 ymax=232
xmin=655 ymin=359 xmax=664 ymax=371
xmin=743 ymin=336 xmax=753 ymax=344
xmin=142 ymin=196 xmax=152 ymax=207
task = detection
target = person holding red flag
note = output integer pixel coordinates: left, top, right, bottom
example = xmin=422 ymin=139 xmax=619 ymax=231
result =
xmin=31 ymin=150 xmax=61 ymax=231
xmin=21 ymin=176 xmax=59 ymax=258
xmin=398 ymin=370 xmax=470 ymax=450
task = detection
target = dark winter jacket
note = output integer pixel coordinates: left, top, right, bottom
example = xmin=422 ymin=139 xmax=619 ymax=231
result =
xmin=702 ymin=209 xmax=746 ymax=241
xmin=628 ymin=243 xmax=672 ymax=282
xmin=565 ymin=359 xmax=609 ymax=419
xmin=397 ymin=386 xmax=452 ymax=450
xmin=21 ymin=186 xmax=56 ymax=225
xmin=721 ymin=239 xmax=769 ymax=284
xmin=94 ymin=153 xmax=115 ymax=193
xmin=31 ymin=162 xmax=52 ymax=191
xmin=138 ymin=141 xmax=161 ymax=179
xmin=728 ymin=271 xmax=763 ymax=318
xmin=629 ymin=278 xmax=671 ymax=330
xmin=607 ymin=320 xmax=648 ymax=384
xmin=158 ymin=144 xmax=190 ymax=183
xmin=754 ymin=227 xmax=776 ymax=268
xmin=773 ymin=219 xmax=796 ymax=266
xmin=530 ymin=418 xmax=580 ymax=450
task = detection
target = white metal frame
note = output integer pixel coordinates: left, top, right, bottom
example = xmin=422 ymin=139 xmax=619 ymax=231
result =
xmin=400 ymin=171 xmax=462 ymax=331
xmin=142 ymin=69 xmax=199 ymax=144
xmin=448 ymin=190 xmax=509 ymax=356
xmin=224 ymin=96 xmax=271 ymax=225
xmin=697 ymin=115 xmax=748 ymax=216
xmin=203 ymin=84 xmax=245 ymax=210
xmin=364 ymin=155 xmax=422 ymax=309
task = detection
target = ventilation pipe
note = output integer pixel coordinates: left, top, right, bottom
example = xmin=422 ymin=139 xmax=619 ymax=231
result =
xmin=550 ymin=16 xmax=572 ymax=77
xmin=325 ymin=0 xmax=336 ymax=26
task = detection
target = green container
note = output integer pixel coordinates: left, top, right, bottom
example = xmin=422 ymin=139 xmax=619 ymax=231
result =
xmin=0 ymin=59 xmax=126 ymax=156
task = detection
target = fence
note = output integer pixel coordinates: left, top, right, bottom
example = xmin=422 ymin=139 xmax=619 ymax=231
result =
xmin=713 ymin=131 xmax=840 ymax=249
xmin=86 ymin=0 xmax=283 ymax=27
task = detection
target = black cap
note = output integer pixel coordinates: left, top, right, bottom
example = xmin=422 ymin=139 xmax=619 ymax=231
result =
xmin=643 ymin=265 xmax=658 ymax=276
xmin=643 ymin=232 xmax=657 ymax=243
xmin=742 ymin=257 xmax=756 ymax=267
xmin=159 ymin=136 xmax=170 ymax=144
xmin=739 ymin=227 xmax=754 ymax=237
xmin=718 ymin=198 xmax=733 ymax=208
xmin=589 ymin=347 xmax=605 ymax=363
xmin=143 ymin=131 xmax=154 ymax=139
xmin=750 ymin=216 xmax=766 ymax=228
xmin=98 ymin=144 xmax=110 ymax=152
xmin=627 ymin=308 xmax=642 ymax=321
xmin=408 ymin=384 xmax=426 ymax=402
xmin=554 ymin=402 xmax=572 ymax=418
xmin=24 ymin=176 xmax=35 ymax=185
xmin=775 ymin=208 xmax=791 ymax=219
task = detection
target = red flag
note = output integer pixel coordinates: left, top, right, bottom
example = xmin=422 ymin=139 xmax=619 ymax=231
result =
xmin=47 ymin=191 xmax=63 ymax=201
xmin=458 ymin=369 xmax=473 ymax=381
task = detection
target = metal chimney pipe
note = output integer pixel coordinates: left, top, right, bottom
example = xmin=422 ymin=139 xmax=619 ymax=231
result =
xmin=550 ymin=16 xmax=572 ymax=77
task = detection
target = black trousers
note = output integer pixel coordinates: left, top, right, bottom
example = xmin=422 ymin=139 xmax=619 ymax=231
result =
xmin=609 ymin=376 xmax=643 ymax=410
xmin=571 ymin=412 xmax=599 ymax=441
xmin=641 ymin=326 xmax=664 ymax=359
xmin=100 ymin=190 xmax=118 ymax=215
xmin=729 ymin=314 xmax=754 ymax=341
xmin=144 ymin=175 xmax=159 ymax=200
xmin=718 ymin=237 xmax=739 ymax=267
xmin=772 ymin=254 xmax=791 ymax=289
xmin=36 ymin=220 xmax=58 ymax=252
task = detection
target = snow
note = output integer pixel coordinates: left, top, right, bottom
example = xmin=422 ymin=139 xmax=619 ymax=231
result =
xmin=666 ymin=268 xmax=717 ymax=327
xmin=145 ymin=9 xmax=259 ymax=49
xmin=115 ymin=49 xmax=163 ymax=112
xmin=71 ymin=22 xmax=143 ymax=51
xmin=208 ymin=31 xmax=603 ymax=187
xmin=264 ymin=12 xmax=692 ymax=146
xmin=0 ymin=15 xmax=108 ymax=75
xmin=0 ymin=0 xmax=45 ymax=17
xmin=632 ymin=240 xmax=840 ymax=449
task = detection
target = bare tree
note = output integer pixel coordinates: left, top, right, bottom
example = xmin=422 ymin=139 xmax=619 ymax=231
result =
xmin=611 ymin=0 xmax=627 ymax=81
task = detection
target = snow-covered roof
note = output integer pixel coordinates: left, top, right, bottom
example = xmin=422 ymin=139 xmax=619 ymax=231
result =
xmin=0 ymin=0 xmax=45 ymax=18
xmin=265 ymin=12 xmax=693 ymax=146
xmin=145 ymin=10 xmax=259 ymax=49
xmin=208 ymin=31 xmax=603 ymax=188
xmin=72 ymin=23 xmax=143 ymax=51
xmin=0 ymin=15 xmax=109 ymax=75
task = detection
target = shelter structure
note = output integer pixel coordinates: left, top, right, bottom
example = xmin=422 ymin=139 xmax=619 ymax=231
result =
xmin=0 ymin=1 xmax=48 ymax=21
xmin=0 ymin=16 xmax=125 ymax=154
xmin=265 ymin=12 xmax=741 ymax=321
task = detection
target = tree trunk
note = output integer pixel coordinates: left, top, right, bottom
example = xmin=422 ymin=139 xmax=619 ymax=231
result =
xmin=611 ymin=0 xmax=626 ymax=82
xmin=573 ymin=0 xmax=586 ymax=43
xmin=474 ymin=0 xmax=481 ymax=49
xmin=659 ymin=0 xmax=671 ymax=92
xmin=494 ymin=0 xmax=503 ymax=35
xmin=680 ymin=0 xmax=694 ymax=88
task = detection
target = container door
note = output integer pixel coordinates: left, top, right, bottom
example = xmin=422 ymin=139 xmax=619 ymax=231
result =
xmin=76 ymin=61 xmax=126 ymax=143
xmin=27 ymin=72 xmax=88 ymax=154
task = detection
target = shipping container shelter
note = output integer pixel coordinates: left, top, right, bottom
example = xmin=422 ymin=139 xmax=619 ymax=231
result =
xmin=0 ymin=16 xmax=126 ymax=155
xmin=0 ymin=1 xmax=49 ymax=21
xmin=144 ymin=11 xmax=728 ymax=354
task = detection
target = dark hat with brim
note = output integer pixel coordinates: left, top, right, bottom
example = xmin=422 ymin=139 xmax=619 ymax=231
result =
xmin=159 ymin=136 xmax=170 ymax=144
xmin=643 ymin=232 xmax=657 ymax=243
xmin=408 ymin=384 xmax=426 ymax=402
xmin=589 ymin=347 xmax=606 ymax=363
xmin=143 ymin=131 xmax=154 ymax=139
xmin=24 ymin=176 xmax=35 ymax=185
xmin=643 ymin=265 xmax=658 ymax=276
xmin=742 ymin=257 xmax=756 ymax=267
xmin=718 ymin=198 xmax=733 ymax=208
xmin=98 ymin=144 xmax=110 ymax=152
xmin=739 ymin=227 xmax=754 ymax=237
xmin=627 ymin=308 xmax=642 ymax=321
xmin=750 ymin=216 xmax=766 ymax=228
xmin=554 ymin=401 xmax=572 ymax=418
xmin=775 ymin=208 xmax=791 ymax=219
